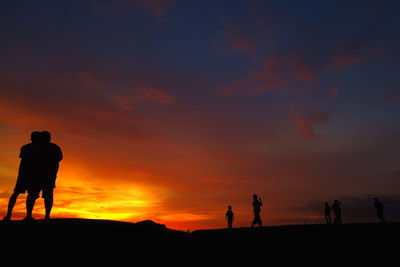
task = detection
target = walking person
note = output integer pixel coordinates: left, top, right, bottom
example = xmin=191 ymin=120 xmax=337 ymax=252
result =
xmin=374 ymin=198 xmax=386 ymax=223
xmin=251 ymin=194 xmax=262 ymax=228
xmin=226 ymin=205 xmax=234 ymax=229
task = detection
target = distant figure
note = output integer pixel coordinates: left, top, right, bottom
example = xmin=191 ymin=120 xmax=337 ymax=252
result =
xmin=251 ymin=194 xmax=262 ymax=228
xmin=374 ymin=198 xmax=386 ymax=223
xmin=2 ymin=131 xmax=41 ymax=221
xmin=25 ymin=131 xmax=63 ymax=220
xmin=332 ymin=200 xmax=342 ymax=224
xmin=324 ymin=202 xmax=332 ymax=224
xmin=226 ymin=205 xmax=234 ymax=229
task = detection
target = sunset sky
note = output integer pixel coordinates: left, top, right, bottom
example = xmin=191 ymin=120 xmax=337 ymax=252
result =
xmin=1 ymin=0 xmax=400 ymax=230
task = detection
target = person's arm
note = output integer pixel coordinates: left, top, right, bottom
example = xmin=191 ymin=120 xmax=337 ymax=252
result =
xmin=259 ymin=198 xmax=262 ymax=206
xmin=19 ymin=146 xmax=25 ymax=158
xmin=56 ymin=146 xmax=63 ymax=162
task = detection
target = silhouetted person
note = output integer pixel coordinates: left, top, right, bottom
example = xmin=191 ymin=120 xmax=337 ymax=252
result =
xmin=332 ymin=200 xmax=342 ymax=224
xmin=324 ymin=202 xmax=332 ymax=224
xmin=374 ymin=198 xmax=386 ymax=223
xmin=226 ymin=205 xmax=234 ymax=229
xmin=25 ymin=131 xmax=63 ymax=220
xmin=251 ymin=194 xmax=262 ymax=228
xmin=40 ymin=131 xmax=63 ymax=220
xmin=2 ymin=131 xmax=41 ymax=221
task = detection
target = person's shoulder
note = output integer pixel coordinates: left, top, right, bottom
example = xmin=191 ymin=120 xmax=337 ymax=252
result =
xmin=20 ymin=143 xmax=35 ymax=153
xmin=49 ymin=142 xmax=61 ymax=150
xmin=21 ymin=143 xmax=32 ymax=150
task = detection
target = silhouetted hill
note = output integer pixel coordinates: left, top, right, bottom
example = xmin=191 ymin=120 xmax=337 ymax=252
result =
xmin=1 ymin=219 xmax=398 ymax=264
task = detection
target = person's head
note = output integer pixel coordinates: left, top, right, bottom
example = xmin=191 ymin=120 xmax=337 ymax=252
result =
xmin=228 ymin=205 xmax=232 ymax=210
xmin=41 ymin=131 xmax=51 ymax=143
xmin=253 ymin=194 xmax=258 ymax=200
xmin=31 ymin=131 xmax=41 ymax=143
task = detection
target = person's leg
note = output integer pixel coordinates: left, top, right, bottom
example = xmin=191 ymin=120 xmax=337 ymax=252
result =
xmin=26 ymin=193 xmax=37 ymax=219
xmin=255 ymin=212 xmax=262 ymax=227
xmin=44 ymin=194 xmax=53 ymax=220
xmin=3 ymin=192 xmax=20 ymax=220
xmin=378 ymin=212 xmax=385 ymax=223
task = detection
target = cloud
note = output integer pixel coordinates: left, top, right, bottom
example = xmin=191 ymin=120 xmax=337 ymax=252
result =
xmin=133 ymin=0 xmax=176 ymax=18
xmin=291 ymin=110 xmax=330 ymax=142
xmin=110 ymin=88 xmax=176 ymax=110
xmin=330 ymin=87 xmax=338 ymax=97
xmin=214 ymin=1 xmax=389 ymax=97
xmin=333 ymin=42 xmax=368 ymax=69
xmin=382 ymin=91 xmax=400 ymax=102
xmin=95 ymin=0 xmax=176 ymax=19
xmin=73 ymin=72 xmax=177 ymax=108
xmin=220 ymin=17 xmax=257 ymax=55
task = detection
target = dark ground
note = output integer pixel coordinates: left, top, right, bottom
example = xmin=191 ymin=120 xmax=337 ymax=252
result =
xmin=1 ymin=219 xmax=398 ymax=264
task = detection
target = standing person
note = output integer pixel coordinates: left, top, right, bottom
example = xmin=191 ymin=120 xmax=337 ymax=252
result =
xmin=40 ymin=131 xmax=63 ymax=220
xmin=251 ymin=194 xmax=262 ymax=228
xmin=374 ymin=198 xmax=386 ymax=223
xmin=2 ymin=131 xmax=41 ymax=221
xmin=324 ymin=202 xmax=332 ymax=224
xmin=226 ymin=205 xmax=234 ymax=229
xmin=25 ymin=131 xmax=63 ymax=220
xmin=332 ymin=200 xmax=342 ymax=224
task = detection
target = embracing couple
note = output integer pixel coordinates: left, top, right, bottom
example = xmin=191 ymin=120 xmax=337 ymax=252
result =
xmin=3 ymin=131 xmax=63 ymax=221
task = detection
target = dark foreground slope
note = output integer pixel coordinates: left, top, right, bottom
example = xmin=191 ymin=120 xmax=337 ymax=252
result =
xmin=1 ymin=219 xmax=398 ymax=264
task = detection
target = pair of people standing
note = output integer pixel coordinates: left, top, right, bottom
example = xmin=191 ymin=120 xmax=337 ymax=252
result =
xmin=225 ymin=194 xmax=263 ymax=229
xmin=324 ymin=200 xmax=342 ymax=224
xmin=3 ymin=131 xmax=63 ymax=221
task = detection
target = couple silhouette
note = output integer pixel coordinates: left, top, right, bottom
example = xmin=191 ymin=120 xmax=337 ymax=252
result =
xmin=3 ymin=131 xmax=63 ymax=221
xmin=324 ymin=200 xmax=342 ymax=224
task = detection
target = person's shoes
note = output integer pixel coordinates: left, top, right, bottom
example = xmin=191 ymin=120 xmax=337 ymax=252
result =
xmin=2 ymin=215 xmax=11 ymax=222
xmin=23 ymin=216 xmax=35 ymax=222
xmin=44 ymin=215 xmax=50 ymax=221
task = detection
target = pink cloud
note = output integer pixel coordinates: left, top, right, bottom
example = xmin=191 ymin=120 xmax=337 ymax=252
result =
xmin=218 ymin=54 xmax=320 ymax=96
xmin=110 ymin=88 xmax=176 ymax=110
xmin=333 ymin=41 xmax=369 ymax=69
xmin=330 ymin=87 xmax=338 ymax=97
xmin=291 ymin=110 xmax=330 ymax=142
xmin=95 ymin=0 xmax=176 ymax=18
xmin=335 ymin=54 xmax=367 ymax=68
xmin=73 ymin=72 xmax=176 ymax=107
xmin=220 ymin=17 xmax=257 ymax=55
xmin=130 ymin=0 xmax=176 ymax=18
